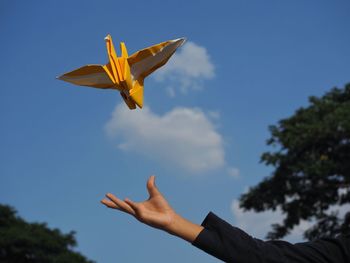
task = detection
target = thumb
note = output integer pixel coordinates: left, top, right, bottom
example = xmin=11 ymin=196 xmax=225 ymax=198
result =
xmin=147 ymin=175 xmax=161 ymax=197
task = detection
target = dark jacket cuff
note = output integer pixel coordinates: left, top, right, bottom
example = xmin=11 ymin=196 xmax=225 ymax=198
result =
xmin=191 ymin=212 xmax=230 ymax=262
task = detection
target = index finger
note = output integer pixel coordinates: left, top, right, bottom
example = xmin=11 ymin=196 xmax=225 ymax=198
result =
xmin=106 ymin=193 xmax=136 ymax=216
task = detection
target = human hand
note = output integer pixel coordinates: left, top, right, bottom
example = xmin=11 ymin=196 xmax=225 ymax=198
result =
xmin=101 ymin=175 xmax=177 ymax=232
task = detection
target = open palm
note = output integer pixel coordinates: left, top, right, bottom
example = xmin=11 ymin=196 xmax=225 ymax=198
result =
xmin=101 ymin=175 xmax=176 ymax=231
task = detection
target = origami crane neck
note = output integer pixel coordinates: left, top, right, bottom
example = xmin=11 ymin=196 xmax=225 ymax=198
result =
xmin=104 ymin=35 xmax=133 ymax=90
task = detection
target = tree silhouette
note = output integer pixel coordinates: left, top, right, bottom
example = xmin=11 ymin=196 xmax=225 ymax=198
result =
xmin=0 ymin=204 xmax=94 ymax=263
xmin=240 ymin=84 xmax=350 ymax=240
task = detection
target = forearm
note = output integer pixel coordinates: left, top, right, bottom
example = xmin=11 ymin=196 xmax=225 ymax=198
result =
xmin=165 ymin=213 xmax=204 ymax=243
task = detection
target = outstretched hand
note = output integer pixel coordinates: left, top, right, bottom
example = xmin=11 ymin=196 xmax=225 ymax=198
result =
xmin=101 ymin=175 xmax=204 ymax=242
xmin=101 ymin=175 xmax=176 ymax=232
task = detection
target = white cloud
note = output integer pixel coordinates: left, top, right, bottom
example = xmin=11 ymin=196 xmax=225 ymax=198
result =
xmin=105 ymin=104 xmax=225 ymax=173
xmin=153 ymin=41 xmax=215 ymax=96
xmin=231 ymin=200 xmax=313 ymax=243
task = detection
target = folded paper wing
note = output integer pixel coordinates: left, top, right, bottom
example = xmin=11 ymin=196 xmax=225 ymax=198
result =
xmin=56 ymin=65 xmax=114 ymax=89
xmin=58 ymin=35 xmax=185 ymax=109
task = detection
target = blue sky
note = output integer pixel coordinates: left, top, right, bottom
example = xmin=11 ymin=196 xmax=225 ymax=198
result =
xmin=1 ymin=1 xmax=350 ymax=262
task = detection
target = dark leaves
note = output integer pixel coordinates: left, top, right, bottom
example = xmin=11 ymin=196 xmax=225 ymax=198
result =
xmin=0 ymin=204 xmax=94 ymax=263
xmin=239 ymin=84 xmax=350 ymax=240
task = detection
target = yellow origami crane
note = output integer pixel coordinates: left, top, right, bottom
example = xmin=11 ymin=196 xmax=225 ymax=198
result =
xmin=58 ymin=35 xmax=185 ymax=109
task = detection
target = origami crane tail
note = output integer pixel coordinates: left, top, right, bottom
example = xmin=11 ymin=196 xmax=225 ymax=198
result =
xmin=129 ymin=80 xmax=144 ymax=108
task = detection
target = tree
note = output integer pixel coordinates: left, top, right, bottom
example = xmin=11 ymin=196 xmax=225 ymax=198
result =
xmin=239 ymin=83 xmax=350 ymax=241
xmin=0 ymin=204 xmax=94 ymax=263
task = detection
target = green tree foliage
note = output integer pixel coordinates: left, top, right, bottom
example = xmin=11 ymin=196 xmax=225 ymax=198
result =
xmin=240 ymin=84 xmax=350 ymax=240
xmin=0 ymin=204 xmax=94 ymax=263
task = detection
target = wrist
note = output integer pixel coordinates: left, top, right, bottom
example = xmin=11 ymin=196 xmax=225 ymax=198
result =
xmin=165 ymin=212 xmax=183 ymax=235
xmin=165 ymin=213 xmax=204 ymax=243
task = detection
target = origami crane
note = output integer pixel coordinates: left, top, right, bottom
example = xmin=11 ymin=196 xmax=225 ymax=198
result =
xmin=58 ymin=35 xmax=185 ymax=109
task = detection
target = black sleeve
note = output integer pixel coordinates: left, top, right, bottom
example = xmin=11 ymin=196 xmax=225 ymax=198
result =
xmin=192 ymin=212 xmax=350 ymax=263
